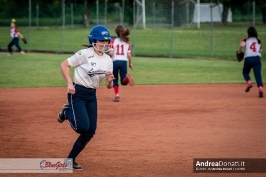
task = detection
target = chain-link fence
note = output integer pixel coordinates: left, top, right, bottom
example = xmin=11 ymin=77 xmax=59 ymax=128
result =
xmin=0 ymin=0 xmax=265 ymax=59
xmin=133 ymin=1 xmax=266 ymax=28
xmin=135 ymin=0 xmax=195 ymax=28
xmin=132 ymin=0 xmax=266 ymax=59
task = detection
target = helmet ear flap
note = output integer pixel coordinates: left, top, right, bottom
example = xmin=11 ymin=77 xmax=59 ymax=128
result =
xmin=88 ymin=37 xmax=97 ymax=45
xmin=88 ymin=36 xmax=92 ymax=45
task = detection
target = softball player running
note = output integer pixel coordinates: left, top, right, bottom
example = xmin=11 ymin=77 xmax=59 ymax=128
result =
xmin=8 ymin=19 xmax=27 ymax=56
xmin=237 ymin=26 xmax=263 ymax=98
xmin=57 ymin=25 xmax=114 ymax=170
xmin=109 ymin=25 xmax=134 ymax=102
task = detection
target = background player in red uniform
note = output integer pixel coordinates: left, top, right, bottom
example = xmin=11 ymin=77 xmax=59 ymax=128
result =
xmin=237 ymin=26 xmax=263 ymax=98
xmin=109 ymin=25 xmax=134 ymax=102
xmin=8 ymin=19 xmax=27 ymax=56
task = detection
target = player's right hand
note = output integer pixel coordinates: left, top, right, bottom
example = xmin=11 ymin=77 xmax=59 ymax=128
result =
xmin=67 ymin=83 xmax=75 ymax=95
xmin=105 ymin=71 xmax=115 ymax=82
xmin=129 ymin=63 xmax=134 ymax=71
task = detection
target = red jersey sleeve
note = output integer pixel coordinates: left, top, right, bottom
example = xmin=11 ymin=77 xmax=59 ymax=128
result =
xmin=14 ymin=28 xmax=19 ymax=34
xmin=110 ymin=39 xmax=115 ymax=50
xmin=241 ymin=38 xmax=247 ymax=43
xmin=127 ymin=42 xmax=131 ymax=52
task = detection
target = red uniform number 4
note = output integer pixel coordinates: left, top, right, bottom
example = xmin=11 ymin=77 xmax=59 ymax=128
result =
xmin=116 ymin=45 xmax=124 ymax=55
xmin=250 ymin=42 xmax=256 ymax=52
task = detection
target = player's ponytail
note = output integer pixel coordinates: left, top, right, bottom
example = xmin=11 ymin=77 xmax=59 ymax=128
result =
xmin=122 ymin=28 xmax=130 ymax=43
xmin=247 ymin=26 xmax=261 ymax=44
xmin=81 ymin=44 xmax=93 ymax=48
xmin=115 ymin=25 xmax=130 ymax=43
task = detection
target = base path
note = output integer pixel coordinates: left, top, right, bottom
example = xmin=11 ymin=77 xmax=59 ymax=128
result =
xmin=0 ymin=84 xmax=265 ymax=177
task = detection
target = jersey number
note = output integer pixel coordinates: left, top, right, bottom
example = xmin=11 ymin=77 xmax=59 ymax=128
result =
xmin=116 ymin=45 xmax=124 ymax=55
xmin=250 ymin=42 xmax=256 ymax=52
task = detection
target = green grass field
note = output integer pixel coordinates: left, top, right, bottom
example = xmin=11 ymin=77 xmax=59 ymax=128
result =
xmin=0 ymin=52 xmax=264 ymax=88
xmin=0 ymin=24 xmax=265 ymax=59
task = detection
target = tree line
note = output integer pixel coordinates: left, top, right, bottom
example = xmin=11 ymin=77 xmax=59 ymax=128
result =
xmin=0 ymin=0 xmax=265 ymax=27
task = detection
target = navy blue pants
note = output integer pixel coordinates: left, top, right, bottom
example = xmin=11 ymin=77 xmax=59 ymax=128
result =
xmin=243 ymin=56 xmax=263 ymax=87
xmin=65 ymin=84 xmax=97 ymax=162
xmin=8 ymin=38 xmax=22 ymax=52
xmin=113 ymin=60 xmax=127 ymax=86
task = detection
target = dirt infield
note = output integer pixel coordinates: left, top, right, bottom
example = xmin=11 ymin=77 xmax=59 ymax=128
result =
xmin=0 ymin=84 xmax=266 ymax=177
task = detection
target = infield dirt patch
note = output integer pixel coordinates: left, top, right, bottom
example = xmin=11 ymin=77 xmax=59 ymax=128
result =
xmin=0 ymin=84 xmax=265 ymax=177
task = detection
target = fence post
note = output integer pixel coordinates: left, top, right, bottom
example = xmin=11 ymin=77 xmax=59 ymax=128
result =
xmin=252 ymin=1 xmax=255 ymax=26
xmin=28 ymin=0 xmax=31 ymax=52
xmin=71 ymin=3 xmax=74 ymax=28
xmin=36 ymin=3 xmax=39 ymax=27
xmin=96 ymin=0 xmax=99 ymax=25
xmin=197 ymin=0 xmax=200 ymax=29
xmin=105 ymin=0 xmax=108 ymax=26
xmin=210 ymin=2 xmax=214 ymax=58
xmin=142 ymin=0 xmax=146 ymax=29
xmin=122 ymin=0 xmax=125 ymax=25
xmin=170 ymin=1 xmax=174 ymax=58
xmin=62 ymin=0 xmax=65 ymax=52
xmin=133 ymin=0 xmax=136 ymax=56
xmin=186 ymin=1 xmax=189 ymax=25
xmin=152 ymin=2 xmax=156 ymax=27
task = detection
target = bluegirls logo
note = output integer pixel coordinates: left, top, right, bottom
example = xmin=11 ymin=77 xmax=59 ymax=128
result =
xmin=40 ymin=160 xmax=67 ymax=170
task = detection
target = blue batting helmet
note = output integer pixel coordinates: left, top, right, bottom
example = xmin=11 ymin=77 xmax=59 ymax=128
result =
xmin=88 ymin=25 xmax=112 ymax=45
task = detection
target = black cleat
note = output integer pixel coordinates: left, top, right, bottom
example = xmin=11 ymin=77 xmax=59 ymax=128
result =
xmin=73 ymin=162 xmax=83 ymax=170
xmin=259 ymin=91 xmax=263 ymax=98
xmin=259 ymin=87 xmax=263 ymax=98
xmin=58 ymin=104 xmax=70 ymax=123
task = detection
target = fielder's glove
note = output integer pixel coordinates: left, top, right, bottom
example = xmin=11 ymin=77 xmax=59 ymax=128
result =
xmin=236 ymin=51 xmax=244 ymax=62
xmin=22 ymin=37 xmax=27 ymax=44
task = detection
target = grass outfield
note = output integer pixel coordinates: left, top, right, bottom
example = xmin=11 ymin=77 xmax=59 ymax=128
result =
xmin=0 ymin=52 xmax=264 ymax=88
xmin=0 ymin=24 xmax=265 ymax=59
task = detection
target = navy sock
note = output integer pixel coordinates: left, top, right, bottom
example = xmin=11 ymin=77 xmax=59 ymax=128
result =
xmin=67 ymin=135 xmax=89 ymax=161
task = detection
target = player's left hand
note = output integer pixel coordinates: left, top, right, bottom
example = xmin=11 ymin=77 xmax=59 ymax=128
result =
xmin=22 ymin=37 xmax=27 ymax=44
xmin=236 ymin=51 xmax=244 ymax=62
xmin=129 ymin=63 xmax=134 ymax=71
xmin=105 ymin=72 xmax=115 ymax=82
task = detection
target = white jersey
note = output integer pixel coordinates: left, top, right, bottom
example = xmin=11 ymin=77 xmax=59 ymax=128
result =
xmin=109 ymin=38 xmax=131 ymax=61
xmin=10 ymin=27 xmax=19 ymax=38
xmin=67 ymin=47 xmax=113 ymax=89
xmin=241 ymin=37 xmax=262 ymax=58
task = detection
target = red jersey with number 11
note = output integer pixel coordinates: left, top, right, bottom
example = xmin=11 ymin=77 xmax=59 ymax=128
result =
xmin=241 ymin=37 xmax=262 ymax=58
xmin=110 ymin=38 xmax=131 ymax=61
